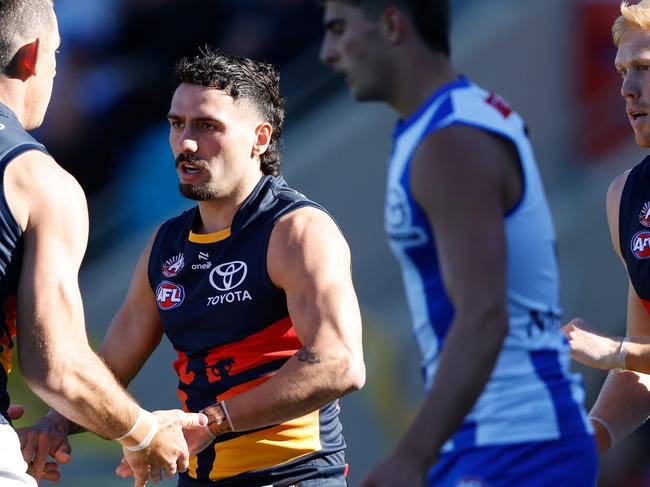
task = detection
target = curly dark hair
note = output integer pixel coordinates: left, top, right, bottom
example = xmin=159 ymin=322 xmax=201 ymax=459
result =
xmin=172 ymin=48 xmax=285 ymax=177
xmin=0 ymin=0 xmax=54 ymax=75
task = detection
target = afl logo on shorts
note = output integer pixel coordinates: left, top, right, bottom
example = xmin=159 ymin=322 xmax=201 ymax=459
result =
xmin=631 ymin=231 xmax=650 ymax=259
xmin=640 ymin=202 xmax=650 ymax=228
xmin=156 ymin=281 xmax=185 ymax=310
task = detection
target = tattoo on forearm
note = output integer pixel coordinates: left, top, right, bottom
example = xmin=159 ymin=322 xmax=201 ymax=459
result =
xmin=297 ymin=346 xmax=320 ymax=364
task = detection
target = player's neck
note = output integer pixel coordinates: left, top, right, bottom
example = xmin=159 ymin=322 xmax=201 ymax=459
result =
xmin=195 ymin=174 xmax=264 ymax=234
xmin=390 ymin=49 xmax=457 ymax=118
xmin=0 ymin=81 xmax=28 ymax=127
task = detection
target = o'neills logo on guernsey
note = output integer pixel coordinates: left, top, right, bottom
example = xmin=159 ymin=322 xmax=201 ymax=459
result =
xmin=156 ymin=281 xmax=185 ymax=310
xmin=206 ymin=260 xmax=252 ymax=306
xmin=631 ymin=231 xmax=650 ymax=259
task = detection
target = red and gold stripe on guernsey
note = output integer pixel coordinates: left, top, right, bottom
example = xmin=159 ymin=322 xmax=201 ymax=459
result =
xmin=185 ymin=316 xmax=323 ymax=480
xmin=0 ymin=296 xmax=17 ymax=374
xmin=203 ymin=316 xmax=301 ymax=381
xmin=189 ymin=410 xmax=322 ymax=481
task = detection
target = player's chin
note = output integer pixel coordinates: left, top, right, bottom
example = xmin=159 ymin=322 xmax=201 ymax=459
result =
xmin=634 ymin=134 xmax=650 ymax=149
xmin=634 ymin=130 xmax=650 ymax=148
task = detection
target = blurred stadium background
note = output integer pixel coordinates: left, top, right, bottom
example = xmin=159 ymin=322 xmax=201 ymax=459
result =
xmin=8 ymin=0 xmax=650 ymax=485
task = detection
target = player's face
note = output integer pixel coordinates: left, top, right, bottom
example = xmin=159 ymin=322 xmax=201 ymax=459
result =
xmin=319 ymin=1 xmax=390 ymax=101
xmin=27 ymin=8 xmax=60 ymax=130
xmin=168 ymin=83 xmax=264 ymax=201
xmin=616 ymin=27 xmax=650 ymax=147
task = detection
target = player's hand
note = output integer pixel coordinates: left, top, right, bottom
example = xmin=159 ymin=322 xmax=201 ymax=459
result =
xmin=359 ymin=450 xmax=430 ymax=487
xmin=16 ymin=411 xmax=72 ymax=483
xmin=115 ymin=415 xmax=214 ymax=480
xmin=561 ymin=318 xmax=624 ymax=370
xmin=119 ymin=409 xmax=207 ymax=486
xmin=183 ymin=422 xmax=215 ymax=455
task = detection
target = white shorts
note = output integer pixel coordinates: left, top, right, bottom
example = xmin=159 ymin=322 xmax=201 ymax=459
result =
xmin=0 ymin=422 xmax=37 ymax=487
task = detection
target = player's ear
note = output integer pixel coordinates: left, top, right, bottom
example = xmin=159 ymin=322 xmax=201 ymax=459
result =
xmin=10 ymin=39 xmax=40 ymax=80
xmin=252 ymin=122 xmax=272 ymax=158
xmin=379 ymin=6 xmax=408 ymax=44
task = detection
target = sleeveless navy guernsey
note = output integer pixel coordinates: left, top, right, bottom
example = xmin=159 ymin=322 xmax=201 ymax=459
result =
xmin=0 ymin=103 xmax=48 ymax=422
xmin=148 ymin=175 xmax=346 ymax=486
xmin=620 ymin=156 xmax=650 ymax=313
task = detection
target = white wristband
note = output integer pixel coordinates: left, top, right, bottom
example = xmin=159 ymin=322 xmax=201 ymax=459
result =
xmin=220 ymin=400 xmax=235 ymax=432
xmin=124 ymin=415 xmax=159 ymax=452
xmin=590 ymin=415 xmax=616 ymax=446
xmin=618 ymin=337 xmax=630 ymax=370
xmin=114 ymin=409 xmax=143 ymax=442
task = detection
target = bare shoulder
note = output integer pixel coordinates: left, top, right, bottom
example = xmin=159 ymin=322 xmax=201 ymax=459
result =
xmin=410 ymin=124 xmax=517 ymax=214
xmin=606 ymin=170 xmax=630 ymax=215
xmin=411 ymin=125 xmax=515 ymax=192
xmin=273 ymin=206 xmax=342 ymax=240
xmin=4 ymin=149 xmax=86 ymax=231
xmin=606 ymin=170 xmax=631 ymax=261
xmin=268 ymin=206 xmax=350 ymax=288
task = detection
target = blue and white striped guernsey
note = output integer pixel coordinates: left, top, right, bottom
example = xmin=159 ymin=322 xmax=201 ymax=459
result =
xmin=384 ymin=76 xmax=591 ymax=452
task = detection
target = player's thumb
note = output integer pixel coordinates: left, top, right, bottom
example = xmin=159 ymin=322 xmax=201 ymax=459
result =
xmin=53 ymin=441 xmax=72 ymax=464
xmin=180 ymin=412 xmax=208 ymax=429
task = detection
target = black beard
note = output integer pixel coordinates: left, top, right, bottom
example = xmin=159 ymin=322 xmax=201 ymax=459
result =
xmin=178 ymin=183 xmax=218 ymax=201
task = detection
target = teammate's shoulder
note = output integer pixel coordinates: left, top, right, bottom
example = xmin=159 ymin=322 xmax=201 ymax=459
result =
xmin=608 ymin=169 xmax=632 ymax=199
xmin=9 ymin=149 xmax=81 ymax=193
xmin=606 ymin=170 xmax=634 ymax=218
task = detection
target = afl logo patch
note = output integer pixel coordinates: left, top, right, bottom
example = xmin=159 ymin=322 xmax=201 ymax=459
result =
xmin=631 ymin=231 xmax=650 ymax=259
xmin=640 ymin=202 xmax=650 ymax=228
xmin=209 ymin=261 xmax=247 ymax=291
xmin=162 ymin=253 xmax=185 ymax=277
xmin=156 ymin=281 xmax=185 ymax=310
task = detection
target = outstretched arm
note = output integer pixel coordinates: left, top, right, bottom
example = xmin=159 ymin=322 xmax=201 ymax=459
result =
xmin=7 ymin=151 xmax=205 ymax=486
xmin=563 ymin=314 xmax=650 ymax=373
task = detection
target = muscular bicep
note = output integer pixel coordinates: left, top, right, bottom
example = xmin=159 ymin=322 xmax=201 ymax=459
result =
xmin=100 ymin=230 xmax=164 ymax=385
xmin=267 ymin=207 xmax=363 ymax=362
xmin=9 ymin=152 xmax=91 ymax=371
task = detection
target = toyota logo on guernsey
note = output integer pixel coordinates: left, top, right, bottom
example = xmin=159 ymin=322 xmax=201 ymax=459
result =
xmin=632 ymin=231 xmax=650 ymax=259
xmin=210 ymin=261 xmax=247 ymax=291
xmin=206 ymin=261 xmax=252 ymax=306
xmin=156 ymin=281 xmax=185 ymax=310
